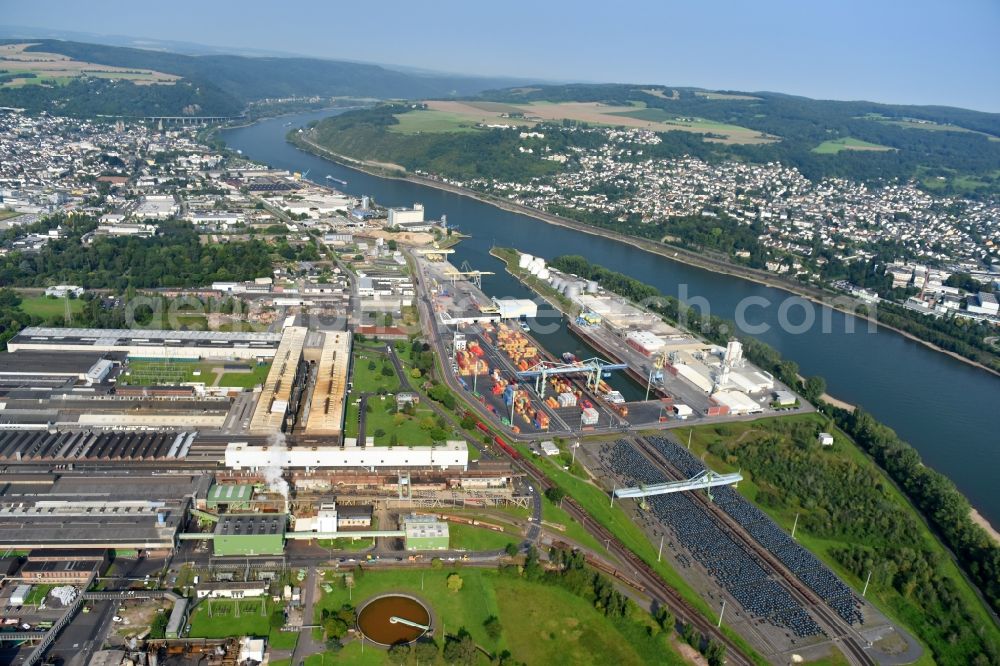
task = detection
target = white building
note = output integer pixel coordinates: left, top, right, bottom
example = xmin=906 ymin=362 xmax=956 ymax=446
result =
xmin=225 ymin=440 xmax=468 ymax=470
xmin=388 ymin=203 xmax=424 ymax=227
xmin=968 ymin=292 xmax=999 ymax=316
xmin=492 ymin=298 xmax=538 ymax=320
xmin=133 ymin=195 xmax=177 ymax=220
xmin=10 ymin=584 xmax=31 ymax=605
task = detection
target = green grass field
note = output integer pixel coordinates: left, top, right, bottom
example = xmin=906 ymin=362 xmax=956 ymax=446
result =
xmin=317 ymin=536 xmax=374 ymax=551
xmin=188 ymin=598 xmax=273 ymax=638
xmin=389 ymin=110 xmax=484 ymax=134
xmin=812 ymin=137 xmax=893 ymax=154
xmin=120 ymin=360 xmax=217 ymax=386
xmin=269 ymin=627 xmax=299 ymax=650
xmin=540 ymin=495 xmax=605 ymax=553
xmin=447 ymin=523 xmax=518 ymax=552
xmin=18 ymin=295 xmax=84 ymax=320
xmin=218 ymin=363 xmax=271 ymax=389
xmin=24 ymin=584 xmax=52 ymax=605
xmin=121 ymin=359 xmax=270 ymax=388
xmin=0 ymin=210 xmax=24 ymax=221
xmin=364 ymin=399 xmax=435 ymax=445
xmin=350 ymin=352 xmax=401 ymax=394
xmin=316 ymin=568 xmax=681 ymax=665
xmin=512 ymin=442 xmax=764 ymax=664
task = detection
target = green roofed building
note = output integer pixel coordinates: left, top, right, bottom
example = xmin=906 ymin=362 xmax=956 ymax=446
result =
xmin=403 ymin=514 xmax=449 ymax=551
xmin=213 ymin=514 xmax=286 ymax=556
xmin=206 ymin=484 xmax=254 ymax=511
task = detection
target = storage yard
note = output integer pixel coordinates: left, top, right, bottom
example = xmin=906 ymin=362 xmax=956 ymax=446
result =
xmin=583 ymin=435 xmax=902 ymax=661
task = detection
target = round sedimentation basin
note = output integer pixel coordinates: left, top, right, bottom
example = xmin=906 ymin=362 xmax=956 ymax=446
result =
xmin=356 ymin=593 xmax=431 ymax=646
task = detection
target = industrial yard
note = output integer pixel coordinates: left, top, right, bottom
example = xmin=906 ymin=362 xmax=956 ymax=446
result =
xmin=0 ymin=236 xmax=912 ymax=666
xmin=578 ymin=435 xmax=907 ymax=662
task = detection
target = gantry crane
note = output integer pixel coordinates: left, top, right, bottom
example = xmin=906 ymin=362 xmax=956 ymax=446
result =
xmin=442 ymin=260 xmax=494 ymax=289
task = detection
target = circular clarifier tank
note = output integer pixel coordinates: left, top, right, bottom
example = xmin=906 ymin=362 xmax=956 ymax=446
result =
xmin=356 ymin=594 xmax=432 ymax=646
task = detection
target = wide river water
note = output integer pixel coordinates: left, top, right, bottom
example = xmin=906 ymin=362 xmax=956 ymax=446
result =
xmin=223 ymin=110 xmax=1000 ymax=526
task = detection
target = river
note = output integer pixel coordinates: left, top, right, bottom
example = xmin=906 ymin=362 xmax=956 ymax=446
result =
xmin=222 ymin=109 xmax=1000 ymax=527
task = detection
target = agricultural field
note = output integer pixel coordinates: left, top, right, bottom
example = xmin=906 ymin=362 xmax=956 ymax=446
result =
xmin=18 ymin=295 xmax=84 ymax=320
xmin=388 ymin=109 xmax=489 ymax=134
xmin=423 ymin=99 xmax=776 ymax=144
xmin=812 ymin=137 xmax=894 ymax=154
xmin=0 ymin=210 xmax=24 ymax=221
xmin=863 ymin=113 xmax=1000 ymax=141
xmin=0 ymin=42 xmax=178 ymax=88
xmin=640 ymin=88 xmax=679 ymax=100
xmin=694 ymin=91 xmax=762 ymax=101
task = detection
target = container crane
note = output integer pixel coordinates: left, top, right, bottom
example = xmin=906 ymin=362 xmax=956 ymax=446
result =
xmin=516 ymin=357 xmax=628 ymax=398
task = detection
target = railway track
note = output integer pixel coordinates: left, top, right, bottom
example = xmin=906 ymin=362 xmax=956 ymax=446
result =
xmin=631 ymin=436 xmax=875 ymax=666
xmin=501 ymin=444 xmax=757 ymax=666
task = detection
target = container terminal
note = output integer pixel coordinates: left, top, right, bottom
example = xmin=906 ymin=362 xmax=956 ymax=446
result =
xmin=414 ymin=249 xmax=808 ymax=439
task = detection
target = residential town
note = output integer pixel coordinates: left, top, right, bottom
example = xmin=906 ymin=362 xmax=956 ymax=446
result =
xmin=414 ymin=125 xmax=1000 ymax=323
xmin=0 ymin=110 xmax=436 ymax=333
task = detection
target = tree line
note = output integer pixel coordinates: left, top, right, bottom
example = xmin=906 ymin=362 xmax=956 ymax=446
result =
xmin=0 ymin=216 xmax=273 ymax=289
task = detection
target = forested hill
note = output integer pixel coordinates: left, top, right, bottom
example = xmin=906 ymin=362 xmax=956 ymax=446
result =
xmin=472 ymin=84 xmax=1000 ymax=195
xmin=0 ymin=39 xmax=531 ymax=117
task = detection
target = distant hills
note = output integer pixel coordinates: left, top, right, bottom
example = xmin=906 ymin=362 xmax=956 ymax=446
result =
xmin=461 ymin=84 xmax=1000 ymax=194
xmin=0 ymin=39 xmax=534 ymax=117
xmin=3 ymin=38 xmax=999 ymax=195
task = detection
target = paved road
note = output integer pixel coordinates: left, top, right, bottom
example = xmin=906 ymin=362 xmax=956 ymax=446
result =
xmin=45 ymin=600 xmax=115 ymax=666
xmin=290 ymin=567 xmax=325 ymax=664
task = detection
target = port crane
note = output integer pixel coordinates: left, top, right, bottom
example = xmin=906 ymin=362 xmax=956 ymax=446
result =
xmin=614 ymin=468 xmax=743 ymax=502
xmin=516 ymin=358 xmax=628 ymax=398
xmin=442 ymin=260 xmax=494 ymax=289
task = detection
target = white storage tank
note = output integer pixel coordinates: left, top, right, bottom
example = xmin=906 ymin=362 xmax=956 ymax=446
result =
xmin=518 ymin=253 xmax=534 ymax=269
xmin=550 ymin=277 xmax=565 ymax=292
xmin=529 ymin=257 xmax=545 ymax=272
xmin=586 ymin=280 xmax=599 ymax=293
xmin=565 ymin=283 xmax=581 ymax=300
xmin=537 ymin=268 xmax=550 ymax=280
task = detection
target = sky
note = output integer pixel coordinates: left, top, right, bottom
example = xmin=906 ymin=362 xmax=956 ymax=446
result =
xmin=4 ymin=0 xmax=1000 ymax=111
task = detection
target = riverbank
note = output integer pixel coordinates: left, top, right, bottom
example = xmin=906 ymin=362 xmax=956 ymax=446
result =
xmin=488 ymin=247 xmax=577 ymax=317
xmin=291 ymin=132 xmax=1000 ymax=380
xmin=972 ymin=508 xmax=1000 ymax=546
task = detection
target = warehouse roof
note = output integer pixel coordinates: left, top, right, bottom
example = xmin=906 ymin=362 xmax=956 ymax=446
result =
xmin=403 ymin=516 xmax=448 ymax=540
xmin=215 ymin=514 xmax=286 ymax=537
xmin=10 ymin=327 xmax=281 ymax=350
xmin=0 ymin=351 xmax=122 ymax=376
xmin=304 ymin=330 xmax=351 ymax=436
xmin=208 ymin=484 xmax=253 ymax=503
xmin=0 ymin=513 xmax=180 ymax=549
